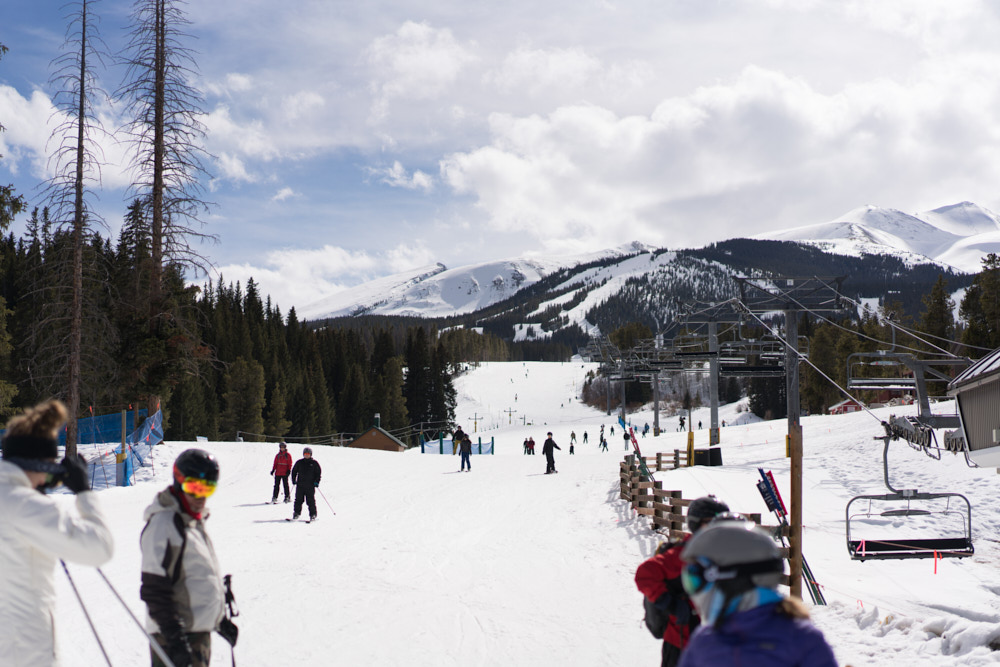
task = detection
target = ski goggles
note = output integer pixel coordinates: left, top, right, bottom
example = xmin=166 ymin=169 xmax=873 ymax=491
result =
xmin=682 ymin=557 xmax=734 ymax=594
xmin=179 ymin=476 xmax=217 ymax=498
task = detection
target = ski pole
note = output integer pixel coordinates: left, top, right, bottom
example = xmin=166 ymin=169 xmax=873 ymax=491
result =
xmin=317 ymin=487 xmax=336 ymax=515
xmin=96 ymin=567 xmax=177 ymax=667
xmin=61 ymin=560 xmax=113 ymax=667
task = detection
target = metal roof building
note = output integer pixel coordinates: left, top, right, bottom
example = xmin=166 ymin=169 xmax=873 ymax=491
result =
xmin=948 ymin=347 xmax=1000 ymax=467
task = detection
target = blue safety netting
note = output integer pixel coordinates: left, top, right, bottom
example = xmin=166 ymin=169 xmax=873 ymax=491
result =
xmin=420 ymin=436 xmax=494 ymax=455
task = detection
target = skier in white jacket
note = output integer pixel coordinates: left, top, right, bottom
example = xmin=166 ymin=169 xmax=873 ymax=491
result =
xmin=140 ymin=448 xmax=230 ymax=667
xmin=0 ymin=399 xmax=114 ymax=667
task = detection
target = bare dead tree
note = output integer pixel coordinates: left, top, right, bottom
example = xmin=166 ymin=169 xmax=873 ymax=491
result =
xmin=37 ymin=0 xmax=118 ymax=456
xmin=117 ymin=0 xmax=216 ymax=310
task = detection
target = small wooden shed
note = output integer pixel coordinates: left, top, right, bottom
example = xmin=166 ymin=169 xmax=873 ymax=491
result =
xmin=828 ymin=398 xmax=863 ymax=415
xmin=948 ymin=347 xmax=1000 ymax=467
xmin=348 ymin=426 xmax=407 ymax=452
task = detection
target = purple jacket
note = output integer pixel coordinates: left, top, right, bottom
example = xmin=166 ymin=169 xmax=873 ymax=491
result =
xmin=677 ymin=602 xmax=837 ymax=667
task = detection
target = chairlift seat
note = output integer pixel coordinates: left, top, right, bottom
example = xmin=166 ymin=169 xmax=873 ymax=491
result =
xmin=848 ymin=537 xmax=974 ymax=561
xmin=880 ymin=508 xmax=931 ymax=517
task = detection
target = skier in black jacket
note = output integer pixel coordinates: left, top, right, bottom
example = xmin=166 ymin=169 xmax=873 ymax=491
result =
xmin=291 ymin=448 xmax=322 ymax=521
xmin=542 ymin=432 xmax=560 ymax=474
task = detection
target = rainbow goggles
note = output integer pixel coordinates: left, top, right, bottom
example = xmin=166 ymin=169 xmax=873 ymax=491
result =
xmin=179 ymin=476 xmax=217 ymax=498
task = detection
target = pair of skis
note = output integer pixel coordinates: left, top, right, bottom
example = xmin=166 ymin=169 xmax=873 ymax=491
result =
xmin=756 ymin=468 xmax=826 ymax=605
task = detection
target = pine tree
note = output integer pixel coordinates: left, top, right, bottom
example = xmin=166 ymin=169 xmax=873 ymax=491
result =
xmin=918 ymin=275 xmax=955 ymax=351
xmin=219 ymin=357 xmax=265 ymax=440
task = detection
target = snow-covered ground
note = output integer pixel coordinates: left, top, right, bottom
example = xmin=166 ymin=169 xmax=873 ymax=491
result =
xmin=54 ymin=361 xmax=1000 ymax=665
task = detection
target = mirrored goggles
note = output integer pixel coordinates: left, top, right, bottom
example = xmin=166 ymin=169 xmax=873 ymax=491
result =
xmin=180 ymin=476 xmax=217 ymax=498
xmin=682 ymin=557 xmax=736 ymax=594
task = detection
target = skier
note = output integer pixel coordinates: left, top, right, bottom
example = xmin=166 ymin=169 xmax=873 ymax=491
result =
xmin=528 ymin=437 xmax=536 ymax=455
xmin=583 ymin=431 xmax=589 ymax=444
xmin=678 ymin=519 xmax=837 ymax=667
xmin=0 ymin=399 xmax=114 ymax=667
xmin=570 ymin=431 xmax=577 ymax=444
xmin=141 ymin=449 xmax=234 ymax=667
xmin=600 ymin=436 xmax=608 ymax=452
xmin=452 ymin=426 xmax=467 ymax=455
xmin=270 ymin=441 xmax=293 ymax=503
xmin=459 ymin=436 xmax=473 ymax=471
xmin=542 ymin=432 xmax=561 ymax=474
xmin=624 ymin=430 xmax=631 ymax=450
xmin=291 ymin=447 xmax=322 ymax=521
xmin=634 ymin=495 xmax=729 ymax=667
xmin=523 ymin=437 xmax=530 ymax=455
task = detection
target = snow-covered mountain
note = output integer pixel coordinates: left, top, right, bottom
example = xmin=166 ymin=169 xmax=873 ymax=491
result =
xmin=757 ymin=201 xmax=1000 ymax=273
xmin=299 ymin=242 xmax=655 ymax=321
xmin=301 ymin=202 xmax=996 ymax=328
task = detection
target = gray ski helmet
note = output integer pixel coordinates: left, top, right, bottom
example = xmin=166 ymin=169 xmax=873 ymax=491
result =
xmin=686 ymin=495 xmax=730 ymax=532
xmin=680 ymin=519 xmax=784 ymax=590
xmin=303 ymin=447 xmax=313 ymax=455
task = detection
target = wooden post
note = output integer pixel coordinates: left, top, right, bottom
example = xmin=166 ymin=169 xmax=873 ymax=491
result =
xmin=785 ymin=308 xmax=803 ymax=601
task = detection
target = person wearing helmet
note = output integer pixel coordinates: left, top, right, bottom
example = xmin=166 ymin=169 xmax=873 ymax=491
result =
xmin=291 ymin=447 xmax=322 ymax=521
xmin=542 ymin=432 xmax=560 ymax=473
xmin=0 ymin=400 xmax=114 ymax=667
xmin=270 ymin=442 xmax=293 ymax=503
xmin=140 ymin=449 xmax=229 ymax=667
xmin=634 ymin=495 xmax=729 ymax=667
xmin=678 ymin=519 xmax=837 ymax=667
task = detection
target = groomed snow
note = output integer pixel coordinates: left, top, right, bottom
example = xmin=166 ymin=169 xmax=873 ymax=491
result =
xmin=53 ymin=361 xmax=1000 ymax=665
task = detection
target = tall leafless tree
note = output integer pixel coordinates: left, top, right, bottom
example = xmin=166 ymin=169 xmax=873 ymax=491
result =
xmin=117 ymin=0 xmax=215 ymax=309
xmin=38 ymin=0 xmax=117 ymax=456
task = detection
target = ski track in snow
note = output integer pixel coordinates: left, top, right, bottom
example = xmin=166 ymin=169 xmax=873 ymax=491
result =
xmin=52 ymin=361 xmax=1000 ymax=665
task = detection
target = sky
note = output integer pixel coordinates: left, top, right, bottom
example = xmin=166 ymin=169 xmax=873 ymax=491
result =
xmin=56 ymin=360 xmax=1000 ymax=665
xmin=4 ymin=0 xmax=1000 ymax=314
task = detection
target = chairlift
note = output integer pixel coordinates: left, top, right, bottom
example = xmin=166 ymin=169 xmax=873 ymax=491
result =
xmin=846 ymin=426 xmax=973 ymax=561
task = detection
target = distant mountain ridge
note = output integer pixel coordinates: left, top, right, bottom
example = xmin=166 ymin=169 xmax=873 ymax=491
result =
xmin=302 ymin=203 xmax=996 ymax=338
xmin=756 ymin=201 xmax=1000 ymax=273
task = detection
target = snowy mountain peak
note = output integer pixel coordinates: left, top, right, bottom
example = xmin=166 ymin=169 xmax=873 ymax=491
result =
xmin=758 ymin=201 xmax=1000 ymax=273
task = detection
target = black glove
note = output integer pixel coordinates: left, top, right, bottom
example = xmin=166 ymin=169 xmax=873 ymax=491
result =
xmin=270 ymin=470 xmax=274 ymax=476
xmin=61 ymin=454 xmax=91 ymax=493
xmin=314 ymin=481 xmax=319 ymax=487
xmin=166 ymin=635 xmax=194 ymax=667
xmin=218 ymin=617 xmax=239 ymax=647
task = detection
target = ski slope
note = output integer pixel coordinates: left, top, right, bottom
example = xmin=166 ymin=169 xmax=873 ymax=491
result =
xmin=54 ymin=361 xmax=1000 ymax=665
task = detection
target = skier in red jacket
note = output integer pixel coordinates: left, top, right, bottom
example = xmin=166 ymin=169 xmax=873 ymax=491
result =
xmin=270 ymin=442 xmax=293 ymax=503
xmin=635 ymin=496 xmax=729 ymax=667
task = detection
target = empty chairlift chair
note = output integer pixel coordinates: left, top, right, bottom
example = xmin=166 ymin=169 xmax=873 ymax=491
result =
xmin=846 ymin=425 xmax=973 ymax=561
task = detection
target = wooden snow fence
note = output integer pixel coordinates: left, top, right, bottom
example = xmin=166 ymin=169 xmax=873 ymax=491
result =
xmin=620 ymin=454 xmax=791 ymax=586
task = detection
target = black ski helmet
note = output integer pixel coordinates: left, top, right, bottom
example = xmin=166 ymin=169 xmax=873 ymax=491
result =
xmin=172 ymin=448 xmax=219 ymax=489
xmin=686 ymin=495 xmax=730 ymax=532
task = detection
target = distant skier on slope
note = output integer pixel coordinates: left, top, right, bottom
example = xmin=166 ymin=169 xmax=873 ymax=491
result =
xmin=270 ymin=441 xmax=293 ymax=503
xmin=291 ymin=447 xmax=322 ymax=521
xmin=542 ymin=432 xmax=561 ymax=474
xmin=459 ymin=436 xmax=473 ymax=472
xmin=634 ymin=495 xmax=729 ymax=667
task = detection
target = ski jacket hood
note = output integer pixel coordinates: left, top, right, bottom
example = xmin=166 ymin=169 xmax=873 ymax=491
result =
xmin=140 ymin=488 xmax=225 ymax=636
xmin=0 ymin=459 xmax=114 ymax=666
xmin=677 ymin=601 xmax=837 ymax=667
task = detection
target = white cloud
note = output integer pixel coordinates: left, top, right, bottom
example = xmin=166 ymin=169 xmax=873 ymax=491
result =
xmin=212 ymin=241 xmax=436 ymax=314
xmin=271 ymin=187 xmax=297 ymax=202
xmin=366 ymin=161 xmax=434 ymax=191
xmin=365 ymin=21 xmax=479 ymax=122
xmin=441 ymin=60 xmax=1000 ymax=253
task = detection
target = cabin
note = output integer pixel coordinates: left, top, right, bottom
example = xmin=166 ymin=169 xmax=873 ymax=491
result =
xmin=349 ymin=426 xmax=407 ymax=452
xmin=828 ymin=398 xmax=864 ymax=415
xmin=948 ymin=347 xmax=1000 ymax=467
